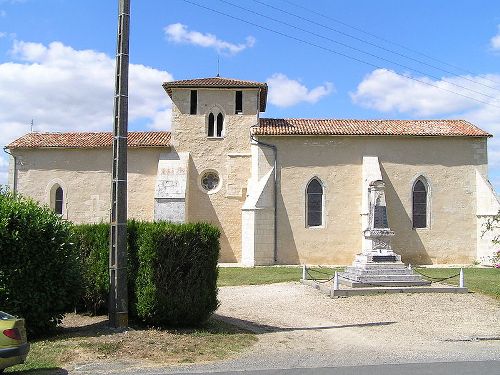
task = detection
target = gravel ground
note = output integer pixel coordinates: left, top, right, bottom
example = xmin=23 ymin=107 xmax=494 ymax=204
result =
xmin=73 ymin=282 xmax=500 ymax=374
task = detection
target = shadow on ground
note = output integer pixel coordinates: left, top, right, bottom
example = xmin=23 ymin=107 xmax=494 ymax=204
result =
xmin=213 ymin=314 xmax=397 ymax=334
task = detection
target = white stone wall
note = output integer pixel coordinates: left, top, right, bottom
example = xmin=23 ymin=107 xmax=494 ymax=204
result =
xmin=11 ymin=147 xmax=165 ymax=223
xmin=475 ymin=169 xmax=500 ymax=265
xmin=254 ymin=135 xmax=488 ymax=265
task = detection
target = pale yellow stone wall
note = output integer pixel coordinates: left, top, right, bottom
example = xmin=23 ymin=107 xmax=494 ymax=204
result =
xmin=171 ymin=88 xmax=259 ymax=262
xmin=11 ymin=147 xmax=165 ymax=223
xmin=256 ymin=135 xmax=487 ymax=265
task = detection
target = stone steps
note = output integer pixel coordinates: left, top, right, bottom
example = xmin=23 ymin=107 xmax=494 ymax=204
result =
xmin=341 ymin=274 xmax=427 ymax=282
xmin=344 ymin=267 xmax=414 ymax=275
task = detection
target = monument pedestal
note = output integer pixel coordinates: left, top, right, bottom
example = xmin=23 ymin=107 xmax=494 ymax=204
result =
xmin=339 ymin=254 xmax=430 ymax=288
xmin=340 ymin=180 xmax=430 ymax=288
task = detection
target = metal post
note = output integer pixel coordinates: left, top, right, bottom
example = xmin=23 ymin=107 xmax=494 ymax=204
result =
xmin=333 ymin=271 xmax=339 ymax=290
xmin=459 ymin=268 xmax=465 ymax=288
xmin=302 ymin=264 xmax=307 ymax=280
xmin=109 ymin=0 xmax=130 ymax=329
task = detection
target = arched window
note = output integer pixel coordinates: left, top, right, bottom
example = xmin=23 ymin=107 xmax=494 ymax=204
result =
xmin=55 ymin=186 xmax=64 ymax=215
xmin=306 ymin=178 xmax=324 ymax=227
xmin=412 ymin=178 xmax=428 ymax=228
xmin=216 ymin=113 xmax=224 ymax=137
xmin=208 ymin=113 xmax=215 ymax=137
xmin=207 ymin=112 xmax=223 ymax=137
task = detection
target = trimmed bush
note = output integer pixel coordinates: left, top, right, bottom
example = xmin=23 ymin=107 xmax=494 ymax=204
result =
xmin=71 ymin=223 xmax=109 ymax=315
xmin=72 ymin=220 xmax=220 ymax=327
xmin=136 ymin=222 xmax=220 ymax=326
xmin=0 ymin=190 xmax=81 ymax=336
xmin=71 ymin=220 xmax=142 ymax=316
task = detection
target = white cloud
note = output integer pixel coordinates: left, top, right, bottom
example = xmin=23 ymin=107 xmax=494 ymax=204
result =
xmin=164 ymin=23 xmax=255 ymax=55
xmin=0 ymin=10 xmax=6 ymax=17
xmin=490 ymin=25 xmax=500 ymax=51
xmin=350 ymin=68 xmax=499 ymax=116
xmin=266 ymin=73 xmax=334 ymax=108
xmin=0 ymin=40 xmax=173 ymax=185
xmin=0 ymin=31 xmax=6 ymax=38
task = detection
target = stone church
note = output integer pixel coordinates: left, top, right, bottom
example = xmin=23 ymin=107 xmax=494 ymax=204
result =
xmin=6 ymin=76 xmax=500 ymax=266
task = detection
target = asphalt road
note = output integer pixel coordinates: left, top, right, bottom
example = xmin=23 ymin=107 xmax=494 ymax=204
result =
xmin=162 ymin=361 xmax=499 ymax=375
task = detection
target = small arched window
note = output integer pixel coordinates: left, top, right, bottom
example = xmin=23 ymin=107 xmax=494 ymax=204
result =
xmin=412 ymin=178 xmax=428 ymax=228
xmin=208 ymin=113 xmax=215 ymax=137
xmin=54 ymin=186 xmax=64 ymax=215
xmin=306 ymin=178 xmax=324 ymax=227
xmin=216 ymin=113 xmax=224 ymax=137
xmin=207 ymin=112 xmax=223 ymax=138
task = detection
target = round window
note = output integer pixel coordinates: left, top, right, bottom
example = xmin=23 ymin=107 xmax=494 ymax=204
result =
xmin=201 ymin=171 xmax=220 ymax=192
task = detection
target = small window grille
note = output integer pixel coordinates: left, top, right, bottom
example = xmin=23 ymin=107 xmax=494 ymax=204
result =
xmin=190 ymin=90 xmax=197 ymax=115
xmin=235 ymin=91 xmax=243 ymax=114
xmin=201 ymin=171 xmax=220 ymax=192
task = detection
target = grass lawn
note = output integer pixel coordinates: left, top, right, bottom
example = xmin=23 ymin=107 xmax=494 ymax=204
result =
xmin=219 ymin=266 xmax=500 ymax=299
xmin=218 ymin=266 xmax=343 ymax=286
xmin=5 ymin=314 xmax=256 ymax=374
xmin=416 ymin=267 xmax=500 ymax=299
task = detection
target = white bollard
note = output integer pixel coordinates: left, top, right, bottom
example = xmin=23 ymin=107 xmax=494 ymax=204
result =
xmin=333 ymin=271 xmax=339 ymax=290
xmin=302 ymin=264 xmax=307 ymax=280
xmin=459 ymin=268 xmax=465 ymax=288
xmin=408 ymin=263 xmax=412 ymax=270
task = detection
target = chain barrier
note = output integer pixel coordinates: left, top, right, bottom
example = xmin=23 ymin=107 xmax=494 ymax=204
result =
xmin=304 ymin=266 xmax=462 ymax=288
xmin=305 ymin=268 xmax=335 ymax=284
xmin=412 ymin=268 xmax=461 ymax=283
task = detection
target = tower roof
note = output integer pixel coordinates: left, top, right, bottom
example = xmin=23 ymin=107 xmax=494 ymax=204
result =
xmin=163 ymin=77 xmax=268 ymax=112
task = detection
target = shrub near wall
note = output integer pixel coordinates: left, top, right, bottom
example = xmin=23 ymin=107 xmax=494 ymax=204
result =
xmin=72 ymin=220 xmax=142 ymax=316
xmin=71 ymin=223 xmax=109 ymax=315
xmin=136 ymin=222 xmax=220 ymax=327
xmin=0 ymin=191 xmax=81 ymax=336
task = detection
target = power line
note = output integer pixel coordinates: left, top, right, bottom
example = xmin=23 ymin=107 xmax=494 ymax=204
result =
xmin=215 ymin=0 xmax=498 ymax=101
xmin=278 ymin=0 xmax=500 ymax=87
xmin=180 ymin=0 xmax=500 ymax=110
xmin=252 ymin=0 xmax=500 ymax=93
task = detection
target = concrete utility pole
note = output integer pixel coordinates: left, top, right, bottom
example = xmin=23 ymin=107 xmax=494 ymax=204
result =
xmin=109 ymin=0 xmax=130 ymax=328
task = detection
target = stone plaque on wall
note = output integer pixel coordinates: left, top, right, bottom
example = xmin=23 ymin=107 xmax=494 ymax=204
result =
xmin=154 ymin=152 xmax=189 ymax=222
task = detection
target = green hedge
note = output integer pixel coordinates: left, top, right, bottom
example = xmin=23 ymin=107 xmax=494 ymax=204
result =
xmin=73 ymin=221 xmax=220 ymax=327
xmin=0 ymin=191 xmax=81 ymax=336
xmin=72 ymin=220 xmax=141 ymax=316
xmin=71 ymin=223 xmax=109 ymax=315
xmin=135 ymin=222 xmax=220 ymax=326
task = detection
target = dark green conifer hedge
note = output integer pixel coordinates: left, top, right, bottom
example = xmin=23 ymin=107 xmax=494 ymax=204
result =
xmin=135 ymin=222 xmax=220 ymax=326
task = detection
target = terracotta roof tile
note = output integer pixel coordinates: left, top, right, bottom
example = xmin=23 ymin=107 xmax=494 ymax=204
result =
xmin=163 ymin=76 xmax=268 ymax=112
xmin=254 ymin=118 xmax=491 ymax=137
xmin=6 ymin=131 xmax=171 ymax=149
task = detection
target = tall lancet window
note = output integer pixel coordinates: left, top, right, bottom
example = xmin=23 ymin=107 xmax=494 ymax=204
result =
xmin=55 ymin=186 xmax=64 ymax=215
xmin=208 ymin=113 xmax=215 ymax=137
xmin=216 ymin=113 xmax=224 ymax=137
xmin=412 ymin=178 xmax=428 ymax=228
xmin=306 ymin=178 xmax=324 ymax=227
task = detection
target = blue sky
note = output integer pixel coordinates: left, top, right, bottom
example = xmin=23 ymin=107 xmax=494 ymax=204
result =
xmin=1 ymin=0 xmax=500 ymax=189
